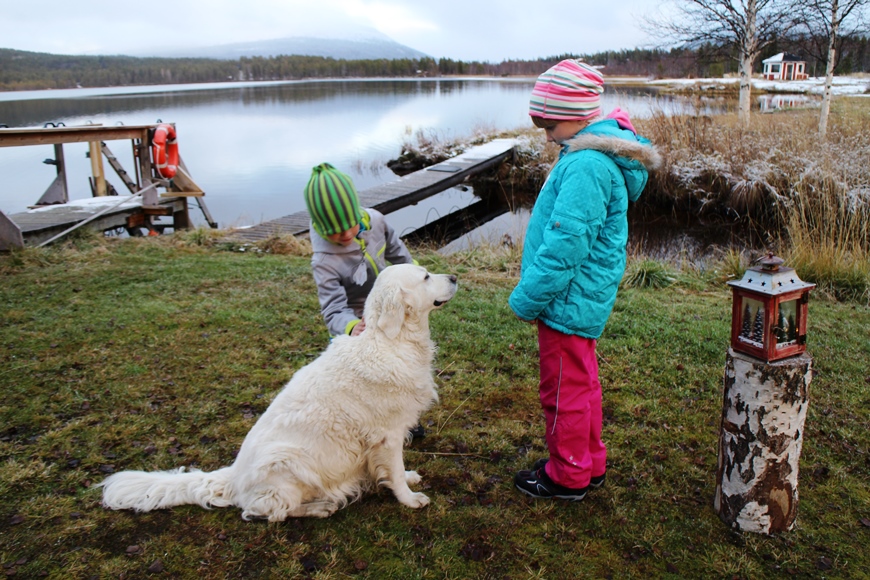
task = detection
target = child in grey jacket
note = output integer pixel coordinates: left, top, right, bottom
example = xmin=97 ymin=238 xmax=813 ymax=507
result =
xmin=305 ymin=163 xmax=415 ymax=337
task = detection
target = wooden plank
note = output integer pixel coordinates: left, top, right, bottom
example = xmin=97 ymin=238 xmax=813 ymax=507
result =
xmin=175 ymin=159 xmax=217 ymax=228
xmin=170 ymin=162 xmax=204 ymax=194
xmin=8 ymin=196 xmax=185 ymax=246
xmin=0 ymin=125 xmax=154 ymax=148
xmin=101 ymin=142 xmax=139 ymax=193
xmin=229 ymin=139 xmax=516 ymax=243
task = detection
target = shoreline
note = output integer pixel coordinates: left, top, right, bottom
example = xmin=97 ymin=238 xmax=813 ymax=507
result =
xmin=0 ymin=74 xmax=866 ymax=102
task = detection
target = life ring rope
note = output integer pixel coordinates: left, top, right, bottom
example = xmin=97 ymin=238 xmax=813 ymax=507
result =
xmin=152 ymin=123 xmax=179 ymax=179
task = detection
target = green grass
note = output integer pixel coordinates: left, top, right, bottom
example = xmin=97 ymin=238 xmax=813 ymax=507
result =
xmin=1 ymin=236 xmax=868 ymax=579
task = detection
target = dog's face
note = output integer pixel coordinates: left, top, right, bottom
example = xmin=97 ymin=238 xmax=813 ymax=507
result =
xmin=365 ymin=264 xmax=458 ymax=339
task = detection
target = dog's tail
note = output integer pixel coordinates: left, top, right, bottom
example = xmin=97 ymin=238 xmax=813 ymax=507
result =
xmin=97 ymin=466 xmax=235 ymax=512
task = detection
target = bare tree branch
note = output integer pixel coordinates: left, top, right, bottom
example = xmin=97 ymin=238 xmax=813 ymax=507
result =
xmin=646 ymin=0 xmax=800 ymax=125
xmin=795 ymin=0 xmax=870 ymax=137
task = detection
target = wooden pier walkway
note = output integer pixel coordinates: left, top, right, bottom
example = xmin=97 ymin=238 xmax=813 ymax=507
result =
xmin=229 ymin=138 xmax=517 ymax=243
xmin=4 ymin=195 xmax=189 ymax=247
xmin=0 ymin=123 xmax=214 ymax=250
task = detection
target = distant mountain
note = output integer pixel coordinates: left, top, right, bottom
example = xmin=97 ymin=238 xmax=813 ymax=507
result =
xmin=135 ymin=27 xmax=430 ymax=61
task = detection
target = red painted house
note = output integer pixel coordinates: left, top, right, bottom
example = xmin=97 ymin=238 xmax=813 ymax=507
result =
xmin=762 ymin=53 xmax=809 ymax=81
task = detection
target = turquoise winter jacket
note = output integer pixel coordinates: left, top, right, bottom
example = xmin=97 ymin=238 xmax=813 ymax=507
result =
xmin=508 ymin=118 xmax=661 ymax=338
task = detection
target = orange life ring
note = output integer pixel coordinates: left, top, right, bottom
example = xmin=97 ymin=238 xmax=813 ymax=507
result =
xmin=152 ymin=123 xmax=179 ymax=179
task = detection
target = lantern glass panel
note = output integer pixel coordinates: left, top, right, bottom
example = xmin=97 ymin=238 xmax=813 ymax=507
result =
xmin=738 ymin=296 xmax=766 ymax=348
xmin=775 ymin=299 xmax=799 ymax=348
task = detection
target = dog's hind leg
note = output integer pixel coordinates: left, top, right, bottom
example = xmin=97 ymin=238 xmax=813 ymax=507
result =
xmin=371 ymin=438 xmax=429 ymax=509
xmin=239 ymin=481 xmax=308 ymax=522
xmin=240 ymin=484 xmax=339 ymax=519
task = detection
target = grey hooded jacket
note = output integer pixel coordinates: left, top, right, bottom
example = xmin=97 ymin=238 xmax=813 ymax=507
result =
xmin=310 ymin=208 xmax=414 ymax=336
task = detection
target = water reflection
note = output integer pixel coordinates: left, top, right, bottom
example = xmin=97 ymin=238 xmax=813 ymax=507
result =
xmin=0 ymin=78 xmax=727 ymax=229
xmin=440 ymin=205 xmax=767 ymax=262
xmin=757 ymin=94 xmax=819 ymax=113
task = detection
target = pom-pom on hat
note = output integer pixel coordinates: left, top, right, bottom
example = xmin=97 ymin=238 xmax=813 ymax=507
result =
xmin=304 ymin=163 xmax=363 ymax=236
xmin=529 ymin=59 xmax=604 ymax=122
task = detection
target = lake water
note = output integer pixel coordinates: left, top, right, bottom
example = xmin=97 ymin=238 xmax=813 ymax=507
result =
xmin=0 ymin=78 xmax=730 ymax=236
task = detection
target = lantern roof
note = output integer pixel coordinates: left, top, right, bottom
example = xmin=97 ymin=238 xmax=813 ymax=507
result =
xmin=728 ymin=255 xmax=815 ymax=296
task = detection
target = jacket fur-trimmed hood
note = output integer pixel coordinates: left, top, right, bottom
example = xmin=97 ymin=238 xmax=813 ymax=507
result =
xmin=558 ymin=118 xmax=661 ymax=203
xmin=563 ymin=131 xmax=662 ymax=172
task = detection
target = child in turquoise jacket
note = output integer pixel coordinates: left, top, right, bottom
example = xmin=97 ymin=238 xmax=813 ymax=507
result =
xmin=511 ymin=60 xmax=661 ymax=501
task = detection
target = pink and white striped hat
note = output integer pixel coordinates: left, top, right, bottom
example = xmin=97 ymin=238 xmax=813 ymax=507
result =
xmin=529 ymin=59 xmax=604 ymax=121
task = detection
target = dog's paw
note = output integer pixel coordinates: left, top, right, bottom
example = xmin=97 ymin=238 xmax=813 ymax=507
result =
xmin=404 ymin=470 xmax=422 ymax=486
xmin=285 ymin=501 xmax=339 ymax=519
xmin=401 ymin=491 xmax=430 ymax=509
xmin=302 ymin=504 xmax=338 ymax=519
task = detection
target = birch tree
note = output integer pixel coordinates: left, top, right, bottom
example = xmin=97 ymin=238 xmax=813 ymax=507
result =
xmin=649 ymin=1 xmax=796 ymax=126
xmin=797 ymin=0 xmax=870 ymax=138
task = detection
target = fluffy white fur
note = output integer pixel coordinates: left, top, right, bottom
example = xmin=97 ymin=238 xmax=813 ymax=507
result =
xmin=98 ymin=264 xmax=458 ymax=521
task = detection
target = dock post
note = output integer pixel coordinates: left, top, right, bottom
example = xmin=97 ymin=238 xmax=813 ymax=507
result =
xmin=89 ymin=141 xmax=108 ymax=196
xmin=35 ymin=144 xmax=69 ymax=205
xmin=0 ymin=209 xmax=24 ymax=250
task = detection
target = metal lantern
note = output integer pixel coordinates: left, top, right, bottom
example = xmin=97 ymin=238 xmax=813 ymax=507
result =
xmin=727 ymin=254 xmax=815 ymax=362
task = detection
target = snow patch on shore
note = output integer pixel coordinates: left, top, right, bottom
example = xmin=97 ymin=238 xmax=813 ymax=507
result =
xmin=650 ymin=75 xmax=869 ymax=96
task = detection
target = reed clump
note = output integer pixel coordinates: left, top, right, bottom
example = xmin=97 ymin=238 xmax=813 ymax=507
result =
xmin=635 ymin=101 xmax=869 ymax=234
xmin=255 ymin=233 xmax=312 ymax=256
xmin=171 ymin=225 xmax=227 ymax=247
xmin=637 ymin=102 xmax=869 ymax=301
xmin=781 ymin=178 xmax=870 ymax=301
xmin=621 ymin=258 xmax=677 ymax=289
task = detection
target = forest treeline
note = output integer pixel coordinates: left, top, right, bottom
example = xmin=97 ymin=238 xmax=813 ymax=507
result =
xmin=1 ymin=38 xmax=868 ymax=92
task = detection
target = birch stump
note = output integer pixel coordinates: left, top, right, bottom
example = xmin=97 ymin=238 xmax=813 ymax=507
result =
xmin=714 ymin=348 xmax=813 ymax=534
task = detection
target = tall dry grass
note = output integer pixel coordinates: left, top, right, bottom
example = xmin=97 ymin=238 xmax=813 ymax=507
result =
xmin=634 ymin=99 xmax=870 ymax=301
xmin=414 ymin=100 xmax=868 ymax=300
xmin=784 ymin=176 xmax=870 ymax=301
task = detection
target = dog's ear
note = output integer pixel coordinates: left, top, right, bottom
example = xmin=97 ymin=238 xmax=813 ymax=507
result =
xmin=376 ymin=286 xmax=406 ymax=339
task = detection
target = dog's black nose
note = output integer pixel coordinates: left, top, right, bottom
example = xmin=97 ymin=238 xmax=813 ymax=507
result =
xmin=449 ymin=275 xmax=457 ymax=283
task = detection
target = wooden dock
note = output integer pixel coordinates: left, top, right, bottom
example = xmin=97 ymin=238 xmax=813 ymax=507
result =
xmin=230 ymin=138 xmax=517 ymax=243
xmin=4 ymin=195 xmax=189 ymax=247
xmin=0 ymin=123 xmax=215 ymax=250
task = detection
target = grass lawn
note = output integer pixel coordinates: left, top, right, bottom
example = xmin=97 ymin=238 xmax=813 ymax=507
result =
xmin=1 ymin=236 xmax=868 ymax=579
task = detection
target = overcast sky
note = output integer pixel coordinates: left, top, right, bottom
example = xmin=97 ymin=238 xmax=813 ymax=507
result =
xmin=3 ymin=0 xmax=662 ymax=62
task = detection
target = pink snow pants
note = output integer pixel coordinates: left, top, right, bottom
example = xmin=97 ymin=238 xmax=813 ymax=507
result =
xmin=537 ymin=321 xmax=607 ymax=489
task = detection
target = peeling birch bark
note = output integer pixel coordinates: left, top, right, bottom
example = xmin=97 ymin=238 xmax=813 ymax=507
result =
xmin=714 ymin=348 xmax=813 ymax=534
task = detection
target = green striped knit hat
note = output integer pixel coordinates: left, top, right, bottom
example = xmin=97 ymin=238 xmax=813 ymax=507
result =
xmin=304 ymin=163 xmax=363 ymax=236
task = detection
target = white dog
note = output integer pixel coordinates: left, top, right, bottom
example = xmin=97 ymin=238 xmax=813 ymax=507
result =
xmin=98 ymin=264 xmax=457 ymax=520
